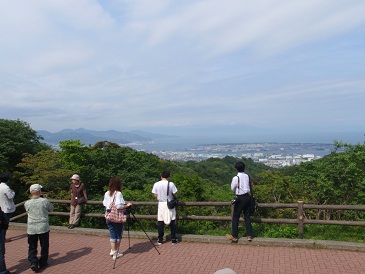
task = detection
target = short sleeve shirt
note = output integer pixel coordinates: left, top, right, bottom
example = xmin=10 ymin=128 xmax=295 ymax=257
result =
xmin=152 ymin=180 xmax=178 ymax=202
xmin=24 ymin=197 xmax=53 ymax=235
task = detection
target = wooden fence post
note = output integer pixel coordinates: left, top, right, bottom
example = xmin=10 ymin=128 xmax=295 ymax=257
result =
xmin=297 ymin=200 xmax=304 ymax=238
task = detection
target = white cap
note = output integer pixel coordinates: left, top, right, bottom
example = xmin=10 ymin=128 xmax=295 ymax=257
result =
xmin=70 ymin=174 xmax=80 ymax=180
xmin=30 ymin=184 xmax=42 ymax=193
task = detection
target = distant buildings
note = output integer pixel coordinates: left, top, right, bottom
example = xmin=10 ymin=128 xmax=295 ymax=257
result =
xmin=148 ymin=143 xmax=329 ymax=168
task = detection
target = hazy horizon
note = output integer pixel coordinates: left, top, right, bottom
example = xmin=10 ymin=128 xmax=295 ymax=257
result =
xmin=37 ymin=126 xmax=364 ymax=145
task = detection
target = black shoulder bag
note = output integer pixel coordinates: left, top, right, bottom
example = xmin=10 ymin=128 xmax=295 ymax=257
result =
xmin=248 ymin=176 xmax=257 ymax=215
xmin=0 ymin=209 xmax=9 ymax=230
xmin=167 ymin=181 xmax=178 ymax=209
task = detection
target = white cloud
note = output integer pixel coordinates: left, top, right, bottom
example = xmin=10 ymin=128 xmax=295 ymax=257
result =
xmin=0 ymin=0 xmax=364 ymax=140
xmin=124 ymin=0 xmax=365 ymax=56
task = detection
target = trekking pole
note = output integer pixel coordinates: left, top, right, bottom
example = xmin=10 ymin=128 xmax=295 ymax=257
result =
xmin=127 ymin=213 xmax=131 ymax=249
xmin=129 ymin=207 xmax=160 ymax=255
xmin=175 ymin=205 xmax=178 ymax=235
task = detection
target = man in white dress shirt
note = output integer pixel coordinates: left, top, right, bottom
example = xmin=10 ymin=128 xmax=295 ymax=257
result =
xmin=226 ymin=161 xmax=253 ymax=242
xmin=152 ymin=170 xmax=178 ymax=245
xmin=0 ymin=173 xmax=15 ymax=243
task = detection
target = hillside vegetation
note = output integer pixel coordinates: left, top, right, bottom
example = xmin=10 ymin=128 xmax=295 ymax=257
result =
xmin=2 ymin=119 xmax=365 ymax=241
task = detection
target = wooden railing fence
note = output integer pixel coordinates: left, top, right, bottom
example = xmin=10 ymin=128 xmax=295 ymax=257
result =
xmin=11 ymin=200 xmax=365 ymax=238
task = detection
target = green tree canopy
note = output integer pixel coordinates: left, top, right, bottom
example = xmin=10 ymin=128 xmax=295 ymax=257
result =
xmin=0 ymin=119 xmax=49 ymax=173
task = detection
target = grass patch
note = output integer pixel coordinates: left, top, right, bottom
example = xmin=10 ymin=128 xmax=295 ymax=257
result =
xmin=303 ymin=225 xmax=365 ymax=243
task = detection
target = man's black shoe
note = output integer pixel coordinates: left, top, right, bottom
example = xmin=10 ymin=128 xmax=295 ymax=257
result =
xmin=30 ymin=264 xmax=39 ymax=272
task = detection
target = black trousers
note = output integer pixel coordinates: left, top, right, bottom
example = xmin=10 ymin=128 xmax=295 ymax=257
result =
xmin=28 ymin=231 xmax=49 ymax=267
xmin=232 ymin=195 xmax=252 ymax=238
xmin=158 ymin=220 xmax=176 ymax=241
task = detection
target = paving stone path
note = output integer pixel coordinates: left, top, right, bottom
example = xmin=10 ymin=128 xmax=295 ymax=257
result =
xmin=4 ymin=228 xmax=365 ymax=274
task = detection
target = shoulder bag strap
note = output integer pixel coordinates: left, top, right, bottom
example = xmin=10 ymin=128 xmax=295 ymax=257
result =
xmin=109 ymin=193 xmax=116 ymax=207
xmin=167 ymin=181 xmax=176 ymax=200
xmin=248 ymin=176 xmax=254 ymax=196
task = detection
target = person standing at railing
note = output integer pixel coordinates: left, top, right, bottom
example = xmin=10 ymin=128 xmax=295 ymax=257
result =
xmin=0 ymin=206 xmax=14 ymax=274
xmin=103 ymin=176 xmax=132 ymax=260
xmin=24 ymin=184 xmax=53 ymax=272
xmin=68 ymin=174 xmax=87 ymax=229
xmin=0 ymin=174 xmax=15 ymax=243
xmin=152 ymin=170 xmax=178 ymax=245
xmin=226 ymin=161 xmax=253 ymax=242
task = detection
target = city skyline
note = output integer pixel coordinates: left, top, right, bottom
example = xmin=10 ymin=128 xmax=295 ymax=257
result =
xmin=1 ymin=1 xmax=365 ymax=141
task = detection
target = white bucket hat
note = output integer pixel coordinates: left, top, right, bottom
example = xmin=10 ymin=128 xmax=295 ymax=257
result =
xmin=70 ymin=174 xmax=80 ymax=180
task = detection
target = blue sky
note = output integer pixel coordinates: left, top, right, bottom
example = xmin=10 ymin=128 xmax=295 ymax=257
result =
xmin=0 ymin=0 xmax=364 ymax=142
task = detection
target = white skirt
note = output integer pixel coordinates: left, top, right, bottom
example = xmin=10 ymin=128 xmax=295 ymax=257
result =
xmin=157 ymin=202 xmax=176 ymax=224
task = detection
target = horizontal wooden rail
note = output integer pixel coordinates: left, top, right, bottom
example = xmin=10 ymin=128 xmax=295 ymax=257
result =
xmin=11 ymin=200 xmax=365 ymax=238
xmin=304 ymin=220 xmax=365 ymax=226
xmin=303 ymin=204 xmax=365 ymax=210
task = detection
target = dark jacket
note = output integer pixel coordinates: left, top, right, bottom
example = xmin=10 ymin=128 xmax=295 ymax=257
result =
xmin=70 ymin=183 xmax=87 ymax=206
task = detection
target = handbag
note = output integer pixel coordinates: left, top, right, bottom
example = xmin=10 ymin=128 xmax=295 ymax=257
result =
xmin=167 ymin=181 xmax=178 ymax=209
xmin=105 ymin=194 xmax=127 ymax=223
xmin=76 ymin=196 xmax=87 ymax=204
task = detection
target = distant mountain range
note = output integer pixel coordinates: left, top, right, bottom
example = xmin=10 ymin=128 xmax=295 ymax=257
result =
xmin=37 ymin=128 xmax=176 ymax=146
xmin=37 ymin=127 xmax=364 ymax=147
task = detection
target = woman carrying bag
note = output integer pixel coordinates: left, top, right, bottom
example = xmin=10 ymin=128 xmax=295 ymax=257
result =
xmin=103 ymin=176 xmax=132 ymax=260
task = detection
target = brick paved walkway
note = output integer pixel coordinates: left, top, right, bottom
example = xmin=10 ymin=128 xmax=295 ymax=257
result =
xmin=4 ymin=228 xmax=365 ymax=274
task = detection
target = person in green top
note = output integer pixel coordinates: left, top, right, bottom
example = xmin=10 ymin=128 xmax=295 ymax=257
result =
xmin=24 ymin=184 xmax=53 ymax=272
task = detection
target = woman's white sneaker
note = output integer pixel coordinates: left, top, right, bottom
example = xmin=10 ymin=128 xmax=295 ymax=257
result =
xmin=113 ymin=252 xmax=123 ymax=260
